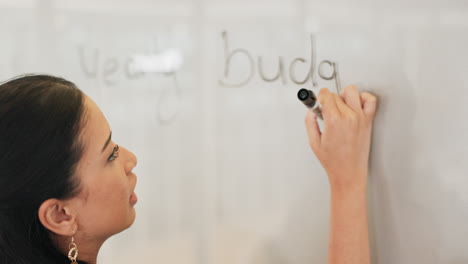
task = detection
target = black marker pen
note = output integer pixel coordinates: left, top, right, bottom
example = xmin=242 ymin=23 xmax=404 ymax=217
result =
xmin=297 ymin=88 xmax=323 ymax=120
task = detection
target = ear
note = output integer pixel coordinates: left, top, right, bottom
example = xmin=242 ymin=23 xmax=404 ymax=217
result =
xmin=38 ymin=198 xmax=78 ymax=236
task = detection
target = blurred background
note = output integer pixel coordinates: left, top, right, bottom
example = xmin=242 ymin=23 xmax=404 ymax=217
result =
xmin=0 ymin=0 xmax=468 ymax=263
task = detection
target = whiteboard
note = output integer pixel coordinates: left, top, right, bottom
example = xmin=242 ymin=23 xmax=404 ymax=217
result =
xmin=0 ymin=0 xmax=467 ymax=263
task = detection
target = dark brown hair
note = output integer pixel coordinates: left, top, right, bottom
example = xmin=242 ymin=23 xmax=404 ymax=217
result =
xmin=0 ymin=74 xmax=88 ymax=263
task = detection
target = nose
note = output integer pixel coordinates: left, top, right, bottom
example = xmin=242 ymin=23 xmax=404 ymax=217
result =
xmin=123 ymin=147 xmax=138 ymax=175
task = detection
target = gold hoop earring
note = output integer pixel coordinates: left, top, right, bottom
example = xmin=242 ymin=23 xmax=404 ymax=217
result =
xmin=68 ymin=231 xmax=79 ymax=264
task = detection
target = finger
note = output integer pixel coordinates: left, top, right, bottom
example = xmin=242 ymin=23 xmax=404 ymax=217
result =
xmin=334 ymin=93 xmax=354 ymax=116
xmin=305 ymin=110 xmax=321 ymax=152
xmin=340 ymin=85 xmax=363 ymax=113
xmin=318 ymin=88 xmax=340 ymax=120
xmin=360 ymin=92 xmax=378 ymax=119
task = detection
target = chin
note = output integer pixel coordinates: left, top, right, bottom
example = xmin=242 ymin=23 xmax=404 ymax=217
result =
xmin=111 ymin=210 xmax=137 ymax=237
xmin=125 ymin=207 xmax=137 ymax=228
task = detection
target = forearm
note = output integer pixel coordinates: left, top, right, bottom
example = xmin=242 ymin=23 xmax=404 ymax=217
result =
xmin=328 ymin=182 xmax=370 ymax=264
xmin=303 ymin=86 xmax=377 ymax=264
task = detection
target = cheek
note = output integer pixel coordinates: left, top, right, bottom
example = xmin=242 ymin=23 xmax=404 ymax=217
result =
xmin=81 ymin=171 xmax=133 ymax=234
xmin=97 ymin=178 xmax=128 ymax=207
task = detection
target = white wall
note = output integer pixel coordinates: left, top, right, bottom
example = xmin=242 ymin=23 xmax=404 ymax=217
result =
xmin=0 ymin=0 xmax=467 ymax=263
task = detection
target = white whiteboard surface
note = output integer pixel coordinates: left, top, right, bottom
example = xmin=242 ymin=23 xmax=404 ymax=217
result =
xmin=0 ymin=0 xmax=467 ymax=263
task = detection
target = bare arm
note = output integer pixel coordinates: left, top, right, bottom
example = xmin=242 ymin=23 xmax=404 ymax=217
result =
xmin=328 ymin=185 xmax=369 ymax=264
xmin=304 ymin=85 xmax=377 ymax=264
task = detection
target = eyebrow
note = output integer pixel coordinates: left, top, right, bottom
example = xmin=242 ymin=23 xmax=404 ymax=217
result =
xmin=101 ymin=131 xmax=112 ymax=153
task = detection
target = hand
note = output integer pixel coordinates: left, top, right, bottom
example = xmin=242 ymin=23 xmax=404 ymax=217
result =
xmin=304 ymin=85 xmax=378 ymax=192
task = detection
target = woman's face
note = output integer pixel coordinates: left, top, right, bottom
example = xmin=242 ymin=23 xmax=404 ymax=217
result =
xmin=71 ymin=95 xmax=138 ymax=240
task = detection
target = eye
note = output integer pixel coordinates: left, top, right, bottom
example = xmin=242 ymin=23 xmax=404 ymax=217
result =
xmin=108 ymin=145 xmax=120 ymax=161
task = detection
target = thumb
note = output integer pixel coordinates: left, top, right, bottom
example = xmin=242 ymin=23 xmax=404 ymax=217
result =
xmin=360 ymin=92 xmax=378 ymax=119
xmin=305 ymin=110 xmax=321 ymax=153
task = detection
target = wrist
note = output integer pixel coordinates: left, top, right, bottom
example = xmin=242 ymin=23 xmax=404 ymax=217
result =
xmin=327 ymin=170 xmax=368 ymax=195
xmin=331 ymin=185 xmax=367 ymax=200
xmin=329 ymin=177 xmax=368 ymax=198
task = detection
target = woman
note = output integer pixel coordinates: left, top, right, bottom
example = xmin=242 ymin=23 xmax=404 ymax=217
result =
xmin=0 ymin=75 xmax=138 ymax=263
xmin=0 ymin=74 xmax=377 ymax=264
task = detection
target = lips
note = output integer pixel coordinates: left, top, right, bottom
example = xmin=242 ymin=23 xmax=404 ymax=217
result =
xmin=129 ymin=173 xmax=138 ymax=205
xmin=130 ymin=191 xmax=138 ymax=205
